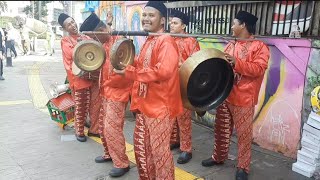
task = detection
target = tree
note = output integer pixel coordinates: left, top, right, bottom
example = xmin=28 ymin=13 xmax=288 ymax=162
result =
xmin=0 ymin=1 xmax=8 ymax=15
xmin=23 ymin=1 xmax=50 ymax=22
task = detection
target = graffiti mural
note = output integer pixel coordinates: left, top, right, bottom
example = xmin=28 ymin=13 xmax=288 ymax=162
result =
xmin=113 ymin=4 xmax=125 ymax=30
xmin=125 ymin=1 xmax=147 ymax=54
xmin=196 ymin=38 xmax=312 ymax=158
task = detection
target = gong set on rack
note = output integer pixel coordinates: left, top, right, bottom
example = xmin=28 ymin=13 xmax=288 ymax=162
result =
xmin=68 ymin=31 xmax=235 ymax=112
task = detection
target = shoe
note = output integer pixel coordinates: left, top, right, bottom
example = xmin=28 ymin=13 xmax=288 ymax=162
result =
xmin=177 ymin=152 xmax=192 ymax=164
xmin=201 ymin=157 xmax=224 ymax=167
xmin=76 ymin=134 xmax=87 ymax=142
xmin=0 ymin=76 xmax=4 ymax=80
xmin=87 ymin=132 xmax=100 ymax=138
xmin=170 ymin=143 xmax=180 ymax=150
xmin=109 ymin=166 xmax=130 ymax=177
xmin=95 ymin=155 xmax=112 ymax=163
xmin=236 ymin=168 xmax=248 ymax=180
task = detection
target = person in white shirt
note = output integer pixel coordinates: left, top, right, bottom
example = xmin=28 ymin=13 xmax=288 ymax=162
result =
xmin=6 ymin=23 xmax=18 ymax=58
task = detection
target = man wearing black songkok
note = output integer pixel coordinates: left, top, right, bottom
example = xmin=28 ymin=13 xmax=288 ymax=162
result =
xmin=168 ymin=9 xmax=200 ymax=165
xmin=79 ymin=12 xmax=132 ymax=177
xmin=201 ymin=10 xmax=270 ymax=180
xmin=113 ymin=1 xmax=182 ymax=179
xmin=59 ymin=13 xmax=93 ymax=143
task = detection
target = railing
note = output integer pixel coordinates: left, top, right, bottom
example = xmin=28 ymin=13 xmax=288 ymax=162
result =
xmin=166 ymin=1 xmax=319 ymax=38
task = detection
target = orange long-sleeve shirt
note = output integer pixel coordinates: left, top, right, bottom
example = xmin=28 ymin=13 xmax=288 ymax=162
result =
xmin=225 ymin=36 xmax=270 ymax=107
xmin=100 ymin=36 xmax=133 ymax=102
xmin=174 ymin=36 xmax=200 ymax=63
xmin=61 ymin=35 xmax=92 ymax=91
xmin=124 ymin=34 xmax=183 ymax=119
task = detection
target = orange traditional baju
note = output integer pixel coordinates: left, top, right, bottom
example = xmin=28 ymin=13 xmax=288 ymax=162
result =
xmin=170 ymin=36 xmax=200 ymax=153
xmin=211 ymin=37 xmax=270 ymax=173
xmin=98 ymin=36 xmax=132 ymax=168
xmin=61 ymin=35 xmax=92 ymax=136
xmin=124 ymin=33 xmax=183 ymax=180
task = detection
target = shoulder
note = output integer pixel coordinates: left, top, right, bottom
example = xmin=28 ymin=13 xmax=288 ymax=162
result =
xmin=61 ymin=37 xmax=68 ymax=43
xmin=158 ymin=34 xmax=175 ymax=42
xmin=157 ymin=35 xmax=177 ymax=48
xmin=252 ymin=39 xmax=269 ymax=52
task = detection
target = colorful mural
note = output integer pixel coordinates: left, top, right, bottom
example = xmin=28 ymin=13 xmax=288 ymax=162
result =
xmin=125 ymin=1 xmax=147 ymax=54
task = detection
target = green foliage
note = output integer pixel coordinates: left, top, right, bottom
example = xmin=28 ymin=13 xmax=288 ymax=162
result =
xmin=22 ymin=1 xmax=50 ymax=23
xmin=0 ymin=16 xmax=14 ymax=28
xmin=309 ymin=75 xmax=320 ymax=89
xmin=0 ymin=1 xmax=7 ymax=15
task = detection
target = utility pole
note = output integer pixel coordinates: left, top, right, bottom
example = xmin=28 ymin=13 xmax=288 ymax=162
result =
xmin=38 ymin=1 xmax=41 ymax=20
xmin=32 ymin=1 xmax=34 ymax=19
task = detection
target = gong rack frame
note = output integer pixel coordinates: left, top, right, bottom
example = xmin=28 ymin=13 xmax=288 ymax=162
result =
xmin=82 ymin=30 xmax=268 ymax=42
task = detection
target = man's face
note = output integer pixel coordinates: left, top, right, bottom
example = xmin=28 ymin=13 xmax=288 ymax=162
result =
xmin=63 ymin=17 xmax=78 ymax=35
xmin=170 ymin=17 xmax=185 ymax=34
xmin=142 ymin=7 xmax=165 ymax=32
xmin=231 ymin=19 xmax=244 ymax=37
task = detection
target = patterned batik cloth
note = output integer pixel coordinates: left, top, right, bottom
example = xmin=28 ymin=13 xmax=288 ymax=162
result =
xmin=73 ymin=88 xmax=90 ymax=136
xmin=98 ymin=99 xmax=111 ymax=159
xmin=88 ymin=81 xmax=102 ymax=134
xmin=170 ymin=109 xmax=192 ymax=152
xmin=103 ymin=98 xmax=129 ymax=168
xmin=170 ymin=121 xmax=179 ymax=145
xmin=134 ymin=112 xmax=175 ymax=180
xmin=212 ymin=102 xmax=254 ymax=173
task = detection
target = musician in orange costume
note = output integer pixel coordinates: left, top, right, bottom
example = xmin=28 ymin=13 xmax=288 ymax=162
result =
xmin=169 ymin=10 xmax=200 ymax=164
xmin=80 ymin=13 xmax=132 ymax=177
xmin=201 ymin=11 xmax=270 ymax=180
xmin=113 ymin=2 xmax=183 ymax=179
xmin=59 ymin=13 xmax=92 ymax=142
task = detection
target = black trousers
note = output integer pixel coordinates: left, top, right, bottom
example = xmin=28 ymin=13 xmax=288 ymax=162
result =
xmin=0 ymin=56 xmax=3 ymax=76
xmin=5 ymin=40 xmax=17 ymax=57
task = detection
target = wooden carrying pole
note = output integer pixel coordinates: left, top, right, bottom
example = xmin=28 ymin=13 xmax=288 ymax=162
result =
xmin=82 ymin=30 xmax=259 ymax=41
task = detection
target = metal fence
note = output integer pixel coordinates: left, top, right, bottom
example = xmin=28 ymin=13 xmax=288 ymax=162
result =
xmin=166 ymin=1 xmax=320 ymax=37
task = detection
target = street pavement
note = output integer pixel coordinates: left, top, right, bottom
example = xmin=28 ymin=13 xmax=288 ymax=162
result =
xmin=0 ymin=39 xmax=312 ymax=180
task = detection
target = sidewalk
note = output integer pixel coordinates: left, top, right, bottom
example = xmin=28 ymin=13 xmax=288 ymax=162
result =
xmin=0 ymin=44 xmax=311 ymax=180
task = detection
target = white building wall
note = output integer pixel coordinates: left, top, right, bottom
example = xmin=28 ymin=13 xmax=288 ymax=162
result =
xmin=5 ymin=1 xmax=30 ymax=18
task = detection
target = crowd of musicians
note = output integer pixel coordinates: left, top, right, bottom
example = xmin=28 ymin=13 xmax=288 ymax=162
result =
xmin=58 ymin=1 xmax=270 ymax=180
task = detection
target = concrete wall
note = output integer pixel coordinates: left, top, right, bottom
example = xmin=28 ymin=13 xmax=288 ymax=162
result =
xmin=96 ymin=1 xmax=320 ymax=158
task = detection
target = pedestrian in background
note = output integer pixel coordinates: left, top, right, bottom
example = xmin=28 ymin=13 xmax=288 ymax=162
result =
xmin=0 ymin=27 xmax=5 ymax=80
xmin=5 ymin=23 xmax=18 ymax=58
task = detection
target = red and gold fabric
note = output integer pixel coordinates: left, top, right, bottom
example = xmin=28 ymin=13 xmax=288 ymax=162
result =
xmin=72 ymin=88 xmax=90 ymax=136
xmin=88 ymin=80 xmax=101 ymax=134
xmin=103 ymin=98 xmax=129 ymax=168
xmin=98 ymin=101 xmax=111 ymax=159
xmin=134 ymin=112 xmax=175 ymax=180
xmin=212 ymin=102 xmax=254 ymax=173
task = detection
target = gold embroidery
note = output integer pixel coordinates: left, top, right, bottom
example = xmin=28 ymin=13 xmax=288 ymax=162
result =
xmin=138 ymin=37 xmax=157 ymax=98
